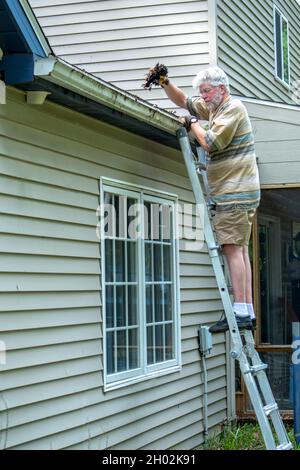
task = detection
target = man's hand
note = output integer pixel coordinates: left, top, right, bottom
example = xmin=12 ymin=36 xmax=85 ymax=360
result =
xmin=180 ymin=115 xmax=210 ymax=151
xmin=143 ymin=63 xmax=169 ymax=90
xmin=180 ymin=115 xmax=198 ymax=132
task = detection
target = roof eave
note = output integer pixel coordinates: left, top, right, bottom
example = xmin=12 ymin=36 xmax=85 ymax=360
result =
xmin=34 ymin=56 xmax=182 ymax=138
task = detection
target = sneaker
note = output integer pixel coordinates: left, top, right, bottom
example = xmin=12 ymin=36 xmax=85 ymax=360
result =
xmin=209 ymin=314 xmax=253 ymax=333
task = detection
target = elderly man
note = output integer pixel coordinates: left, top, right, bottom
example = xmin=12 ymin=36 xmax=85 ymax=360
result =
xmin=159 ymin=66 xmax=260 ymax=332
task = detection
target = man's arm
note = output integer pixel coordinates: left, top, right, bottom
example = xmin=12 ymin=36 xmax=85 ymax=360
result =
xmin=160 ymin=81 xmax=188 ymax=109
xmin=190 ymin=122 xmax=209 ymax=151
xmin=164 ymin=85 xmax=209 ymax=150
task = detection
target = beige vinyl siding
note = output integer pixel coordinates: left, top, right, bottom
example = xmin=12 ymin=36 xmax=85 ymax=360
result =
xmin=29 ymin=0 xmax=211 ymax=109
xmin=217 ymin=0 xmax=300 ymax=104
xmin=0 ymin=88 xmax=226 ymax=450
xmin=244 ymin=101 xmax=300 ymax=185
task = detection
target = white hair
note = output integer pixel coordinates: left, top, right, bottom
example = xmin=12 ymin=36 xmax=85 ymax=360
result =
xmin=192 ymin=66 xmax=230 ymax=92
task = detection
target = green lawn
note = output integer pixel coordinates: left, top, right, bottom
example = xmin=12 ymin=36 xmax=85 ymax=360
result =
xmin=200 ymin=423 xmax=300 ymax=450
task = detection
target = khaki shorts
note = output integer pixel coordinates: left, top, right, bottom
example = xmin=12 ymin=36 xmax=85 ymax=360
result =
xmin=213 ymin=208 xmax=256 ymax=246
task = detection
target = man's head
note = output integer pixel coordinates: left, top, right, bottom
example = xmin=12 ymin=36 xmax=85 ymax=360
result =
xmin=192 ymin=66 xmax=230 ymax=111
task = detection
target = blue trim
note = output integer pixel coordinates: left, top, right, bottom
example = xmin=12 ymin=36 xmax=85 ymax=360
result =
xmin=0 ymin=53 xmax=34 ymax=84
xmin=4 ymin=0 xmax=46 ymax=57
xmin=212 ymin=190 xmax=261 ymax=201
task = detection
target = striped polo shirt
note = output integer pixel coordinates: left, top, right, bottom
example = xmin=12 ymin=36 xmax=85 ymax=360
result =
xmin=187 ymin=95 xmax=260 ymax=212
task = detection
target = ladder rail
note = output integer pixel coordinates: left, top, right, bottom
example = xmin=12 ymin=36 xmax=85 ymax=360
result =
xmin=176 ymin=127 xmax=293 ymax=451
xmin=243 ymin=331 xmax=292 ymax=446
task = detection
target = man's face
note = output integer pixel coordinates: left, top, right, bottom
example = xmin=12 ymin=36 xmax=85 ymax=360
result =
xmin=199 ymin=82 xmax=225 ymax=111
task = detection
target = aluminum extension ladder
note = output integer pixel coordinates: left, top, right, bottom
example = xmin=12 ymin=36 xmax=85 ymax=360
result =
xmin=176 ymin=127 xmax=293 ymax=451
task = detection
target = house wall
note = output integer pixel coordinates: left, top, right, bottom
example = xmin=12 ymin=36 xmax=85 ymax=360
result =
xmin=0 ymin=87 xmax=227 ymax=450
xmin=29 ymin=0 xmax=214 ymax=109
xmin=217 ymin=0 xmax=300 ymax=104
xmin=244 ymin=101 xmax=300 ymax=185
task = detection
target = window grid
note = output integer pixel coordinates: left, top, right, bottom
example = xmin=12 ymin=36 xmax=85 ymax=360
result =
xmin=105 ymin=193 xmax=139 ymax=376
xmin=144 ymin=202 xmax=174 ymax=366
xmin=102 ymin=186 xmax=179 ymax=387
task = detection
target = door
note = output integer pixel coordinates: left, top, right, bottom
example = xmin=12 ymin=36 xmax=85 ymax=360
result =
xmin=237 ymin=188 xmax=300 ymax=416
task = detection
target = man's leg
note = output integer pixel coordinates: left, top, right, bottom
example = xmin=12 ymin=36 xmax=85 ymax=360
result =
xmin=222 ymin=244 xmax=246 ymax=302
xmin=243 ymin=245 xmax=256 ymax=324
xmin=243 ymin=245 xmax=252 ymax=303
xmin=209 ymin=209 xmax=254 ymax=332
xmin=209 ymin=243 xmax=252 ymax=332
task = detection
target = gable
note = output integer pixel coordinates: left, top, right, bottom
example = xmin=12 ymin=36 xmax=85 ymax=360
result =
xmin=0 ymin=0 xmax=49 ymax=84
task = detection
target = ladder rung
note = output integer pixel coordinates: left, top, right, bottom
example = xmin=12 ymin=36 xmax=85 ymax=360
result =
xmin=264 ymin=402 xmax=278 ymax=416
xmin=276 ymin=443 xmax=293 ymax=450
xmin=195 ymin=162 xmax=206 ymax=171
xmin=244 ymin=363 xmax=268 ymax=375
xmin=208 ymin=244 xmax=220 ymax=251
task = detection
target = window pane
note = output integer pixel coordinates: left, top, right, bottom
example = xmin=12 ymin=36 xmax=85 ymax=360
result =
xmin=275 ymin=10 xmax=282 ymax=79
xmin=106 ymin=285 xmax=114 ymax=328
xmin=116 ymin=330 xmax=127 ymax=372
xmin=103 ymin=193 xmax=115 ymax=237
xmin=165 ymin=323 xmax=173 ymax=360
xmin=116 ymin=285 xmax=126 ymax=327
xmin=146 ymin=285 xmax=153 ymax=323
xmin=155 ymin=325 xmax=164 ymax=363
xmin=106 ymin=331 xmax=115 ymax=374
xmin=144 ymin=201 xmax=151 ymax=240
xmin=127 ymin=241 xmax=137 ymax=282
xmin=163 ymin=245 xmax=171 ymax=281
xmin=128 ymin=198 xmax=139 ymax=239
xmin=115 ymin=240 xmax=125 ymax=282
xmin=164 ymin=285 xmax=172 ymax=321
xmin=128 ymin=285 xmax=137 ymax=325
xmin=145 ymin=243 xmax=152 ymax=282
xmin=282 ymin=20 xmax=289 ymax=83
xmin=161 ymin=205 xmax=171 ymax=241
xmin=113 ymin=195 xmax=120 ymax=238
xmin=259 ymin=352 xmax=292 ymax=410
xmin=117 ymin=195 xmax=127 ymax=239
xmin=129 ymin=328 xmax=138 ymax=369
xmin=154 ymin=244 xmax=162 ymax=281
xmin=154 ymin=285 xmax=163 ymax=322
xmin=147 ymin=325 xmax=154 ymax=364
xmin=151 ymin=204 xmax=160 ymax=241
xmin=105 ymin=239 xmax=114 ymax=283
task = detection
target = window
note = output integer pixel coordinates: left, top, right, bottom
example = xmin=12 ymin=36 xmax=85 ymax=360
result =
xmin=274 ymin=6 xmax=290 ymax=86
xmin=100 ymin=182 xmax=180 ymax=389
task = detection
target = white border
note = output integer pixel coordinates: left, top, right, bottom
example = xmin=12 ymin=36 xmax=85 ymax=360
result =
xmin=100 ymin=177 xmax=181 ymax=392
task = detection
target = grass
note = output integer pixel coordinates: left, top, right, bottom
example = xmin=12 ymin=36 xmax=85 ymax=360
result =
xmin=200 ymin=422 xmax=300 ymax=450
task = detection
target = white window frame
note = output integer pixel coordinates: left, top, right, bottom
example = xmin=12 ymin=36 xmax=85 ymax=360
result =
xmin=100 ymin=178 xmax=181 ymax=391
xmin=273 ymin=5 xmax=290 ymax=87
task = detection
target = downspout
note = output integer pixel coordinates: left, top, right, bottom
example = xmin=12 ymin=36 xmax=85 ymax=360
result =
xmin=34 ymin=56 xmax=181 ymax=136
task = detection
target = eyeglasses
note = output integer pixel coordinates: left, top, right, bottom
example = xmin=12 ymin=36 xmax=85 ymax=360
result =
xmin=199 ymin=86 xmax=218 ymax=96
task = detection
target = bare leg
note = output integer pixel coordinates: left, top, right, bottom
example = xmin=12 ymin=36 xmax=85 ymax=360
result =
xmin=222 ymin=244 xmax=246 ymax=303
xmin=243 ymin=245 xmax=253 ymax=304
xmin=209 ymin=244 xmax=253 ymax=332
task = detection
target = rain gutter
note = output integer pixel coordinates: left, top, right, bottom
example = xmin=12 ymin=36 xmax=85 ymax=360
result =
xmin=34 ymin=56 xmax=182 ymax=136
